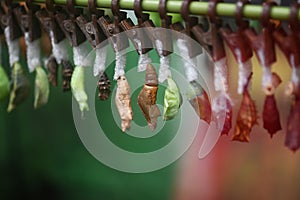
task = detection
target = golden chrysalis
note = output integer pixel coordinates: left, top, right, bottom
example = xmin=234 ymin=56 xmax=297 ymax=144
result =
xmin=138 ymin=64 xmax=161 ymax=131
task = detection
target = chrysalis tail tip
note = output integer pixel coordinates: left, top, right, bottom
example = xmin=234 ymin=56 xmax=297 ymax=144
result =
xmin=148 ymin=122 xmax=156 ymax=132
xmin=7 ymin=105 xmax=14 ymax=113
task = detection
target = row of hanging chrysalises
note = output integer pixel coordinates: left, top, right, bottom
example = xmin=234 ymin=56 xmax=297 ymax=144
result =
xmin=0 ymin=1 xmax=300 ymax=151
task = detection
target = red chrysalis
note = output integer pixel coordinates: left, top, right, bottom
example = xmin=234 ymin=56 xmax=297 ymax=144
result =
xmin=262 ymin=73 xmax=282 ymax=137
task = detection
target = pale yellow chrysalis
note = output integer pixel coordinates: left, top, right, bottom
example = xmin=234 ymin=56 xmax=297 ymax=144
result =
xmin=7 ymin=62 xmax=30 ymax=112
xmin=34 ymin=66 xmax=50 ymax=109
xmin=71 ymin=66 xmax=89 ymax=114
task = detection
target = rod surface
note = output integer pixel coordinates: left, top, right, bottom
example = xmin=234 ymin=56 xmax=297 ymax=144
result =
xmin=15 ymin=0 xmax=300 ymax=20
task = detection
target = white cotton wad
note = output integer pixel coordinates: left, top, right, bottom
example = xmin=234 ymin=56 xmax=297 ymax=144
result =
xmin=261 ymin=65 xmax=273 ymax=91
xmin=50 ymin=31 xmax=69 ymax=64
xmin=134 ymin=38 xmax=152 ymax=72
xmin=155 ymin=39 xmax=164 ymax=56
xmin=93 ymin=46 xmax=107 ymax=77
xmin=289 ymin=54 xmax=300 ymax=87
xmin=137 ymin=53 xmax=151 ymax=72
xmin=257 ymin=49 xmax=274 ymax=92
xmin=214 ymin=57 xmax=228 ymax=92
xmin=159 ymin=55 xmax=171 ymax=83
xmin=291 ymin=66 xmax=300 ymax=87
xmin=238 ymin=59 xmax=253 ymax=94
xmin=212 ymin=93 xmax=232 ymax=113
xmin=177 ymin=38 xmax=198 ymax=82
xmin=73 ymin=41 xmax=90 ymax=67
xmin=212 ymin=93 xmax=228 ymax=130
xmin=4 ymin=27 xmax=20 ymax=67
xmin=24 ymin=32 xmax=41 ymax=73
xmin=113 ymin=49 xmax=127 ymax=80
xmin=155 ymin=39 xmax=171 ymax=83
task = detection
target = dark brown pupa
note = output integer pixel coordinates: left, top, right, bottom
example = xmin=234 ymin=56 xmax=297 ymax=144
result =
xmin=47 ymin=56 xmax=58 ymax=86
xmin=61 ymin=60 xmax=73 ymax=92
xmin=98 ymin=72 xmax=111 ymax=100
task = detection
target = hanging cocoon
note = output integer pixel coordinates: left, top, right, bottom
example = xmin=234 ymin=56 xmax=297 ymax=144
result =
xmin=163 ymin=77 xmax=182 ymax=120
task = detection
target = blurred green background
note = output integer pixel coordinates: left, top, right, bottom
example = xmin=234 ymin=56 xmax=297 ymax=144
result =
xmin=0 ymin=40 xmax=178 ymax=200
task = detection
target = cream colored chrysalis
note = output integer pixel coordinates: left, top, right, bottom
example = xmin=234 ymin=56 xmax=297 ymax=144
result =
xmin=115 ymin=75 xmax=133 ymax=132
xmin=34 ymin=66 xmax=50 ymax=109
xmin=71 ymin=66 xmax=89 ymax=114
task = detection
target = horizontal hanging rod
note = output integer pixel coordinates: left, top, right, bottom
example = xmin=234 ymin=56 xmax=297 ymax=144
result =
xmin=15 ymin=0 xmax=299 ymax=20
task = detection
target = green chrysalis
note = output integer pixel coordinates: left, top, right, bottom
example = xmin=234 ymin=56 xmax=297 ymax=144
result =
xmin=7 ymin=62 xmax=30 ymax=112
xmin=71 ymin=66 xmax=89 ymax=114
xmin=0 ymin=65 xmax=10 ymax=102
xmin=34 ymin=66 xmax=50 ymax=109
xmin=163 ymin=77 xmax=182 ymax=120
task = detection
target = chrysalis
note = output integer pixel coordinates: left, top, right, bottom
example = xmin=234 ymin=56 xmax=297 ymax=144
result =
xmin=262 ymin=73 xmax=282 ymax=137
xmin=212 ymin=94 xmax=233 ymax=135
xmin=285 ymin=69 xmax=300 ymax=152
xmin=98 ymin=72 xmax=111 ymax=100
xmin=187 ymin=81 xmax=211 ymax=124
xmin=285 ymin=96 xmax=300 ymax=152
xmin=34 ymin=66 xmax=50 ymax=109
xmin=232 ymin=74 xmax=258 ymax=142
xmin=7 ymin=62 xmax=30 ymax=112
xmin=115 ymin=75 xmax=133 ymax=132
xmin=220 ymin=26 xmax=253 ymax=94
xmin=61 ymin=60 xmax=73 ymax=92
xmin=93 ymin=47 xmax=111 ymax=100
xmin=0 ymin=38 xmax=9 ymax=102
xmin=47 ymin=56 xmax=58 ymax=86
xmin=138 ymin=64 xmax=161 ymax=131
xmin=71 ymin=66 xmax=89 ymax=113
xmin=163 ymin=77 xmax=181 ymax=120
xmin=0 ymin=65 xmax=10 ymax=101
xmin=211 ymin=58 xmax=233 ymax=136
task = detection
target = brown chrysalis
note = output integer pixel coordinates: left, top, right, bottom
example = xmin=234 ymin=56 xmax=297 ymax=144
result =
xmin=138 ymin=64 xmax=161 ymax=131
xmin=98 ymin=72 xmax=111 ymax=100
xmin=232 ymin=73 xmax=258 ymax=142
xmin=61 ymin=60 xmax=73 ymax=92
xmin=47 ymin=56 xmax=58 ymax=86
